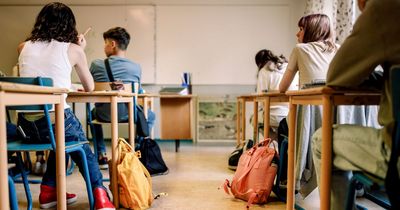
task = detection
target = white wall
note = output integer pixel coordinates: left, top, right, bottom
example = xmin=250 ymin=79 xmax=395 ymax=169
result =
xmin=0 ymin=0 xmax=306 ymax=86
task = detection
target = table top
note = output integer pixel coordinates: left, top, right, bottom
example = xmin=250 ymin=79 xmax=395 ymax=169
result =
xmin=0 ymin=82 xmax=68 ymax=94
xmin=68 ymin=90 xmax=136 ymax=97
xmin=285 ymin=86 xmax=381 ymax=96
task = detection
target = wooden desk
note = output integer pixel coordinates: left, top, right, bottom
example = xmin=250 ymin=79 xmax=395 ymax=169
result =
xmin=138 ymin=93 xmax=157 ymax=138
xmin=285 ymin=87 xmax=380 ymax=210
xmin=236 ymin=94 xmax=257 ymax=146
xmin=236 ymin=92 xmax=289 ymax=145
xmin=158 ymin=94 xmax=196 ymax=152
xmin=257 ymin=92 xmax=289 ymax=141
xmin=0 ymin=82 xmax=67 ymax=210
xmin=67 ymin=91 xmax=136 ymax=208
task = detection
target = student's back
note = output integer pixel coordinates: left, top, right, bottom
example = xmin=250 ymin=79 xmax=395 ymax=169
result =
xmin=288 ymin=41 xmax=338 ymax=87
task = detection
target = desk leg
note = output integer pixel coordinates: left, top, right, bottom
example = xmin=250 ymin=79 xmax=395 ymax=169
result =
xmin=287 ymin=102 xmax=297 ymax=210
xmin=128 ymin=100 xmax=135 ymax=146
xmin=253 ymin=100 xmax=258 ymax=143
xmin=264 ymin=98 xmax=270 ymax=140
xmin=321 ymin=95 xmax=333 ymax=210
xmin=241 ymin=99 xmax=246 ymax=145
xmin=236 ymin=99 xmax=241 ymax=146
xmin=110 ymin=96 xmax=119 ymax=207
xmin=0 ymin=95 xmax=10 ymax=210
xmin=55 ymin=99 xmax=66 ymax=210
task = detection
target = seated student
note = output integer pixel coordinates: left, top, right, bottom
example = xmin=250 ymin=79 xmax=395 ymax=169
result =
xmin=89 ymin=27 xmax=155 ymax=169
xmin=253 ymin=49 xmax=297 ymax=140
xmin=312 ymin=0 xmax=400 ymax=209
xmin=278 ymin=13 xmax=339 ymax=195
xmin=17 ymin=2 xmax=114 ymax=209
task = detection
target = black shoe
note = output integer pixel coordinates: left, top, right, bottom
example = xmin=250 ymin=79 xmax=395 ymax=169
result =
xmin=98 ymin=157 xmax=109 ymax=170
xmin=228 ymin=147 xmax=242 ymax=171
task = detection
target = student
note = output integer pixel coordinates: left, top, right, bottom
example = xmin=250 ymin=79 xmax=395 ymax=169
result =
xmin=17 ymin=2 xmax=114 ymax=210
xmin=312 ymin=0 xmax=400 ymax=209
xmin=254 ymin=49 xmax=297 ymax=139
xmin=278 ymin=13 xmax=339 ymax=195
xmin=279 ymin=13 xmax=338 ymax=92
xmin=89 ymin=27 xmax=155 ymax=169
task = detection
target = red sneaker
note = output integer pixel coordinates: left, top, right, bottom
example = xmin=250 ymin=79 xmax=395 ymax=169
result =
xmin=94 ymin=187 xmax=115 ymax=210
xmin=39 ymin=185 xmax=77 ymax=209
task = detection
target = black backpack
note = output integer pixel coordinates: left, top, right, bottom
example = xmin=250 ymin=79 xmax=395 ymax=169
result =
xmin=137 ymin=137 xmax=169 ymax=176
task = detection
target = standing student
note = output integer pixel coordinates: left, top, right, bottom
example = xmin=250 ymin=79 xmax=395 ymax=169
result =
xmin=312 ymin=0 xmax=400 ymax=209
xmin=17 ymin=2 xmax=114 ymax=210
xmin=89 ymin=27 xmax=155 ymax=169
xmin=278 ymin=14 xmax=339 ymax=196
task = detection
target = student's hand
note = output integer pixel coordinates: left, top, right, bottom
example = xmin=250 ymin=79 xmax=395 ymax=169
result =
xmin=77 ymin=34 xmax=87 ymax=49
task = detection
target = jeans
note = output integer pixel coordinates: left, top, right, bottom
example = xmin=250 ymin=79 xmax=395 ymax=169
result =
xmin=18 ymin=108 xmax=104 ymax=189
xmin=93 ymin=108 xmax=156 ymax=155
xmin=6 ymin=122 xmax=17 ymax=141
xmin=311 ymin=124 xmax=389 ymax=210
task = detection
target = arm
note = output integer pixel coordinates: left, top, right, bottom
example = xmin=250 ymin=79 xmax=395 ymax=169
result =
xmin=279 ymin=48 xmax=298 ymax=92
xmin=68 ymin=43 xmax=94 ymax=92
xmin=279 ymin=68 xmax=297 ymax=92
xmin=327 ymin=1 xmax=385 ymax=87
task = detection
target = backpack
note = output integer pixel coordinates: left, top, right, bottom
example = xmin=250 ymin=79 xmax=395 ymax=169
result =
xmin=223 ymin=139 xmax=278 ymax=208
xmin=137 ymin=137 xmax=169 ymax=176
xmin=113 ymin=138 xmax=153 ymax=209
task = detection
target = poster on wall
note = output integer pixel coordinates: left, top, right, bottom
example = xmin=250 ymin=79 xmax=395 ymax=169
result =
xmin=198 ymin=100 xmax=237 ymax=140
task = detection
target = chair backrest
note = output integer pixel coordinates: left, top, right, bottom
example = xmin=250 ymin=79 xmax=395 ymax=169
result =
xmin=94 ymin=81 xmax=134 ymax=93
xmin=385 ymin=65 xmax=400 ymax=209
xmin=0 ymin=77 xmax=53 ymax=110
xmin=0 ymin=76 xmax=56 ymax=149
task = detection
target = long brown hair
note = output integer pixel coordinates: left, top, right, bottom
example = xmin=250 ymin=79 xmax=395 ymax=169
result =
xmin=298 ymin=14 xmax=336 ymax=52
xmin=26 ymin=2 xmax=78 ymax=44
xmin=255 ymin=49 xmax=287 ymax=71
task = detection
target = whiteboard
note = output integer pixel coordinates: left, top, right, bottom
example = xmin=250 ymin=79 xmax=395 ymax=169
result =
xmin=0 ymin=5 xmax=155 ymax=83
xmin=156 ymin=5 xmax=292 ymax=85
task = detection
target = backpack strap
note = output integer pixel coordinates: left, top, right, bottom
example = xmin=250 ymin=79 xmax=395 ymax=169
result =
xmin=104 ymin=58 xmax=115 ymax=82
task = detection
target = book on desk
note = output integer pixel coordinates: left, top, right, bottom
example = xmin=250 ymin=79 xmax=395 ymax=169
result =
xmin=159 ymin=87 xmax=188 ymax=95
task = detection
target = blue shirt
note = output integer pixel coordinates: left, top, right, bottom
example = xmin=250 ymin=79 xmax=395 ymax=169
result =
xmin=90 ymin=56 xmax=142 ymax=122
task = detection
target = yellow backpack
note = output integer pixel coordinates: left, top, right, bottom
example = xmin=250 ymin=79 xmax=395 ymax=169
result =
xmin=115 ymin=138 xmax=153 ymax=209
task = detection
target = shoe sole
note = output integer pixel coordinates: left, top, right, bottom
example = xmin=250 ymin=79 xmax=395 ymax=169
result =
xmin=40 ymin=196 xmax=78 ymax=209
xmin=228 ymin=165 xmax=237 ymax=171
xmin=99 ymin=164 xmax=109 ymax=170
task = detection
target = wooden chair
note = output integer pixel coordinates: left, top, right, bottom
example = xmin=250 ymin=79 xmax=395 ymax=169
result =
xmin=0 ymin=77 xmax=94 ymax=210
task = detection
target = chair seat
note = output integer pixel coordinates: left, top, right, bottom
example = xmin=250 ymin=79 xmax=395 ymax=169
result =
xmin=7 ymin=140 xmax=89 ymax=152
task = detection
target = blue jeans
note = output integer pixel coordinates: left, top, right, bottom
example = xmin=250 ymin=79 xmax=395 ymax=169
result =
xmin=93 ymin=109 xmax=156 ymax=155
xmin=6 ymin=122 xmax=17 ymax=141
xmin=18 ymin=109 xmax=104 ymax=189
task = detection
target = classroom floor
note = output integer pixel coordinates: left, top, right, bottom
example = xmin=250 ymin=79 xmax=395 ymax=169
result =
xmin=14 ymin=140 xmax=383 ymax=210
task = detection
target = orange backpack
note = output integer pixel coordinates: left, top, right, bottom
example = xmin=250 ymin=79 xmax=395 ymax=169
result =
xmin=223 ymin=139 xmax=278 ymax=208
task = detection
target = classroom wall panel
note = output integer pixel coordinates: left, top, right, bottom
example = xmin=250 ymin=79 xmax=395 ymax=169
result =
xmin=156 ymin=5 xmax=293 ymax=85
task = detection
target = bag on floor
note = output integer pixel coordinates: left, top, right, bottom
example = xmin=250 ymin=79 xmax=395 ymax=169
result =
xmin=223 ymin=139 xmax=278 ymax=208
xmin=228 ymin=139 xmax=254 ymax=171
xmin=137 ymin=138 xmax=169 ymax=176
xmin=113 ymin=138 xmax=153 ymax=209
